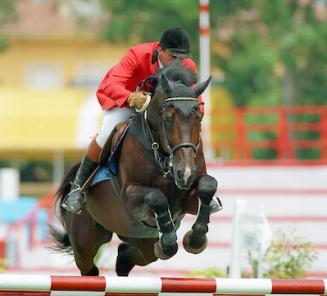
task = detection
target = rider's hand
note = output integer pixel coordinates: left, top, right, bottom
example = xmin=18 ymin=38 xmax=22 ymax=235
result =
xmin=127 ymin=91 xmax=147 ymax=110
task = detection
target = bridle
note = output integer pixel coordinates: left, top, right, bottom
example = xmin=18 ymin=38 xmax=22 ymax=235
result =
xmin=142 ymin=97 xmax=201 ymax=177
xmin=162 ymin=97 xmax=200 ymax=154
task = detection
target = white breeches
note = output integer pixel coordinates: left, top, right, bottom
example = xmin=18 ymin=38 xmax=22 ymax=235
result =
xmin=95 ymin=108 xmax=133 ymax=148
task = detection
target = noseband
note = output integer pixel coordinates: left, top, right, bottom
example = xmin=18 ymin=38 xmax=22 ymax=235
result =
xmin=143 ymin=97 xmax=201 ymax=177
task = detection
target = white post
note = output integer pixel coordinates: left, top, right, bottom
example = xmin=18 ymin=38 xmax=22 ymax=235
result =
xmin=199 ymin=0 xmax=213 ymax=158
xmin=53 ymin=150 xmax=64 ymax=186
xmin=6 ymin=231 xmax=16 ymax=268
xmin=0 ymin=168 xmax=19 ymax=201
xmin=257 ymin=202 xmax=272 ymax=278
xmin=229 ymin=199 xmax=246 ymax=278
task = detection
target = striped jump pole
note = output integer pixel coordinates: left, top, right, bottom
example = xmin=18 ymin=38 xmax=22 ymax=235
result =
xmin=0 ymin=275 xmax=327 ymax=295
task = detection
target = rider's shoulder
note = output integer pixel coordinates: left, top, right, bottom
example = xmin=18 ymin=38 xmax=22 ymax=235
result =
xmin=128 ymin=42 xmax=159 ymax=55
xmin=181 ymin=58 xmax=197 ymax=72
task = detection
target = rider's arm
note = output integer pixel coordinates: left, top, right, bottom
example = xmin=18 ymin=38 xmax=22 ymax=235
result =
xmin=97 ymin=48 xmax=140 ymax=109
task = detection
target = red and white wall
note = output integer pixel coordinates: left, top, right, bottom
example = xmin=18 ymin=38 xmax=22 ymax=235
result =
xmin=5 ymin=163 xmax=327 ymax=278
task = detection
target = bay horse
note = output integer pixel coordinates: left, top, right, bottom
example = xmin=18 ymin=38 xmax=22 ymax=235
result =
xmin=50 ymin=62 xmax=218 ymax=276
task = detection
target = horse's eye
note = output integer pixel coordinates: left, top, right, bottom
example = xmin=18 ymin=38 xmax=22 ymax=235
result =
xmin=164 ymin=114 xmax=174 ymax=127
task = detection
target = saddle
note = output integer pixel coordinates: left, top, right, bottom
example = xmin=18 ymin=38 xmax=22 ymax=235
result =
xmin=99 ymin=121 xmax=129 ymax=166
xmin=82 ymin=121 xmax=129 ymax=192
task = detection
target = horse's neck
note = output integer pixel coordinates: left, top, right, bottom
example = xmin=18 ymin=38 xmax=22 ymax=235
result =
xmin=147 ymin=115 xmax=160 ymax=141
xmin=128 ymin=113 xmax=158 ymax=152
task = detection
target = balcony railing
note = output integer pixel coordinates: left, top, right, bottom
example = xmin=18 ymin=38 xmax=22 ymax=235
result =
xmin=211 ymin=105 xmax=327 ymax=161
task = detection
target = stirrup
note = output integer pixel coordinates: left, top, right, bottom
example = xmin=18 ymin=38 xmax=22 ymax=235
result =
xmin=210 ymin=196 xmax=223 ymax=214
xmin=61 ymin=187 xmax=84 ymax=214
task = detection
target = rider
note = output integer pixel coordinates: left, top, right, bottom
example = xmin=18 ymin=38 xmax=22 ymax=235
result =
xmin=62 ymin=27 xmax=221 ymax=214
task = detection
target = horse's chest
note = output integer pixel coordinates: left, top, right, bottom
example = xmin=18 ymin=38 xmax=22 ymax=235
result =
xmin=161 ymin=185 xmax=186 ymax=211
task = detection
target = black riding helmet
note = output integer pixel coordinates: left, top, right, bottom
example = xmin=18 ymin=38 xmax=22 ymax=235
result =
xmin=159 ymin=27 xmax=191 ymax=58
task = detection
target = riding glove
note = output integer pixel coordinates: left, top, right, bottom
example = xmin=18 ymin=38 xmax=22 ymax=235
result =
xmin=128 ymin=91 xmax=148 ymax=110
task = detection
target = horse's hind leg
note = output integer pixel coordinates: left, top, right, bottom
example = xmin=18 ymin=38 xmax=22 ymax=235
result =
xmin=116 ymin=239 xmax=158 ymax=276
xmin=116 ymin=242 xmax=135 ymax=276
xmin=183 ymin=174 xmax=217 ymax=254
xmin=66 ymin=213 xmax=113 ymax=275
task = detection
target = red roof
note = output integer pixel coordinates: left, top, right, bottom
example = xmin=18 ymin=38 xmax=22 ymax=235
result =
xmin=1 ymin=0 xmax=102 ymax=37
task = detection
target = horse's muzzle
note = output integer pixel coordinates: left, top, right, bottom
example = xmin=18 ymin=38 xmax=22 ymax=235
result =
xmin=174 ymin=166 xmax=196 ymax=190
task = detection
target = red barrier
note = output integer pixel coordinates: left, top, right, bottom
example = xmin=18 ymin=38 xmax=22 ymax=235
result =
xmin=0 ymin=275 xmax=326 ymax=295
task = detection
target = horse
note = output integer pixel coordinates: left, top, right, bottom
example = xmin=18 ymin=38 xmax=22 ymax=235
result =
xmin=50 ymin=62 xmax=218 ymax=276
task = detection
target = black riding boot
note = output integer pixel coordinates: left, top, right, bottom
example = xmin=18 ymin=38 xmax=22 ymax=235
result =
xmin=61 ymin=155 xmax=98 ymax=214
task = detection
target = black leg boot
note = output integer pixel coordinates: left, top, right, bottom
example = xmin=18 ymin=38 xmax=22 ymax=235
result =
xmin=61 ymin=155 xmax=98 ymax=214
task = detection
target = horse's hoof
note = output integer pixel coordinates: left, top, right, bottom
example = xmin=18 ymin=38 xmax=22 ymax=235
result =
xmin=154 ymin=241 xmax=178 ymax=260
xmin=83 ymin=265 xmax=99 ymax=276
xmin=183 ymin=230 xmax=208 ymax=254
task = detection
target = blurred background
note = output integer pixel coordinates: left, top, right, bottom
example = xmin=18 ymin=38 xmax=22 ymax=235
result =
xmin=0 ymin=0 xmax=326 ymax=278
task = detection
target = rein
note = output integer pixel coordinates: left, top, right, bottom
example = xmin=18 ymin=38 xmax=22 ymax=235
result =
xmin=142 ymin=110 xmax=172 ymax=177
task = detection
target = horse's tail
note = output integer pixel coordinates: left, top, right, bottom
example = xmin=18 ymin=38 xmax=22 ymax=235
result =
xmin=48 ymin=225 xmax=72 ymax=253
xmin=49 ymin=163 xmax=80 ymax=254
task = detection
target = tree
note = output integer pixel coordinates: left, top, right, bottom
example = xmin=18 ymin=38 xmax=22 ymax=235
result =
xmin=99 ymin=0 xmax=200 ymax=58
xmin=0 ymin=0 xmax=17 ymax=51
xmin=210 ymin=0 xmax=327 ymax=106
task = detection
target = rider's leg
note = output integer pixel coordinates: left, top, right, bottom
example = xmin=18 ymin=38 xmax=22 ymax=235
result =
xmin=61 ymin=138 xmax=101 ymax=214
xmin=62 ymin=107 xmax=133 ymax=214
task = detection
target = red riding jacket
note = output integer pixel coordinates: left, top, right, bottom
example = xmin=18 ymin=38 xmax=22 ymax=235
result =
xmin=96 ymin=42 xmax=202 ymax=110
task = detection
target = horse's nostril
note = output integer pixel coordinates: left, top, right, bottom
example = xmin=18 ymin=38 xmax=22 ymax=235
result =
xmin=177 ymin=170 xmax=184 ymax=178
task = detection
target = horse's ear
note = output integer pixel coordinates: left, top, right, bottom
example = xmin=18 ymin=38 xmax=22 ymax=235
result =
xmin=161 ymin=72 xmax=174 ymax=95
xmin=193 ymin=76 xmax=212 ymax=96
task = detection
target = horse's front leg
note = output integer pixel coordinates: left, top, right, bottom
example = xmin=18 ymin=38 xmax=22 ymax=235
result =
xmin=183 ymin=174 xmax=217 ymax=254
xmin=125 ymin=185 xmax=178 ymax=260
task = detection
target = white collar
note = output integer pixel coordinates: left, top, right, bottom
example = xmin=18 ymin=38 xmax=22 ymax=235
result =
xmin=158 ymin=57 xmax=163 ymax=69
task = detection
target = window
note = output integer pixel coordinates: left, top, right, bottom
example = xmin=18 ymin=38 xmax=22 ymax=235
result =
xmin=25 ymin=62 xmax=63 ymax=89
xmin=73 ymin=63 xmax=109 ymax=88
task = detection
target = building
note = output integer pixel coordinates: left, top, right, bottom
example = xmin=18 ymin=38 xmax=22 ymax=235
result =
xmin=0 ymin=0 xmax=129 ymax=185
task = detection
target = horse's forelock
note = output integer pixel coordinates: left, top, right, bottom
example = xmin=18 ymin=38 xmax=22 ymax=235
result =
xmin=160 ymin=62 xmax=196 ymax=87
xmin=148 ymin=63 xmax=199 ymax=116
xmin=156 ymin=63 xmax=197 ymax=98
xmin=149 ymin=63 xmax=196 ymax=95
